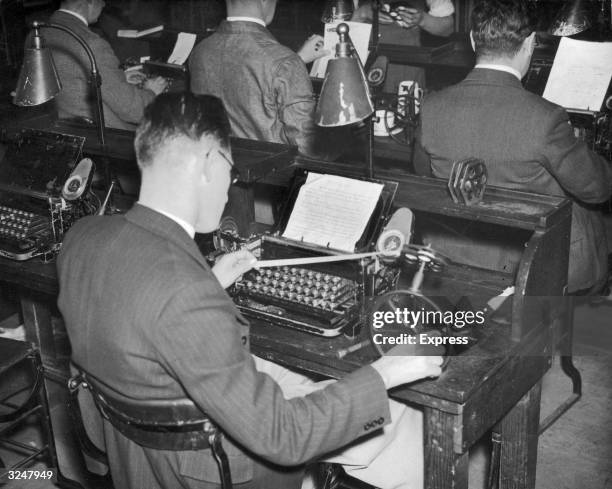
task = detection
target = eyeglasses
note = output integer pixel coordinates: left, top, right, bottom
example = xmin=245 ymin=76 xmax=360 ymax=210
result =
xmin=215 ymin=150 xmax=240 ymax=185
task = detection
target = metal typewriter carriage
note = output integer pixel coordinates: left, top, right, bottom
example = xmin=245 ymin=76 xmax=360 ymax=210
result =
xmin=0 ymin=129 xmax=87 ymax=260
xmin=230 ymin=170 xmax=399 ymax=337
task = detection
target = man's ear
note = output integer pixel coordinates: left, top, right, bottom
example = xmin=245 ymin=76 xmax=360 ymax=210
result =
xmin=200 ymin=150 xmax=213 ymax=184
xmin=524 ymin=31 xmax=536 ymax=53
xmin=469 ymin=30 xmax=476 ymax=52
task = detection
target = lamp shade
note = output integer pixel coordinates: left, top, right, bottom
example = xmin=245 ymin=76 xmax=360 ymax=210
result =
xmin=14 ymin=31 xmax=61 ymax=106
xmin=316 ymin=57 xmax=374 ymax=126
xmin=321 ymin=0 xmax=354 ymax=23
xmin=549 ymin=0 xmax=592 ymax=36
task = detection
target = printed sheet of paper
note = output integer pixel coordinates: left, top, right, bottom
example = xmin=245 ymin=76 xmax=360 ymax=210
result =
xmin=543 ymin=38 xmax=612 ymax=111
xmin=311 ymin=21 xmax=371 ymax=79
xmin=167 ymin=32 xmax=197 ymax=65
xmin=282 ymin=173 xmax=383 ymax=252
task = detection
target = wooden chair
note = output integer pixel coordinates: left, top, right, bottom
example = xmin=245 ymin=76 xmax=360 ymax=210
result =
xmin=0 ymin=337 xmax=81 ymax=488
xmin=67 ymin=364 xmax=233 ymax=489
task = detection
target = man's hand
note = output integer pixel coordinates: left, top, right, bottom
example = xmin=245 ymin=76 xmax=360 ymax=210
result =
xmin=387 ymin=6 xmax=424 ymax=29
xmin=143 ymin=76 xmax=168 ymax=95
xmin=297 ymin=34 xmax=329 ymax=64
xmin=212 ymin=249 xmax=257 ymax=289
xmin=371 ymin=351 xmax=443 ymax=389
xmin=125 ymin=68 xmax=146 ymax=85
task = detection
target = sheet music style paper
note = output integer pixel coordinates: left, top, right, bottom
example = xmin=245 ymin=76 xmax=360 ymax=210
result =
xmin=167 ymin=32 xmax=197 ymax=65
xmin=282 ymin=173 xmax=383 ymax=252
xmin=543 ymin=38 xmax=612 ymax=112
xmin=311 ymin=21 xmax=372 ymax=79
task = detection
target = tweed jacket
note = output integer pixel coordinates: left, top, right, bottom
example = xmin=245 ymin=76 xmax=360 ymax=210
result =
xmin=56 ymin=204 xmax=390 ymax=488
xmin=44 ymin=10 xmax=155 ymax=130
xmin=189 ymin=21 xmax=323 ymax=158
xmin=414 ymin=68 xmax=612 ymax=293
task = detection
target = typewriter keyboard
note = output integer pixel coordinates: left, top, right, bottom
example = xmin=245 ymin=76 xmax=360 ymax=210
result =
xmin=0 ymin=205 xmax=49 ymax=241
xmin=235 ymin=266 xmax=358 ymax=313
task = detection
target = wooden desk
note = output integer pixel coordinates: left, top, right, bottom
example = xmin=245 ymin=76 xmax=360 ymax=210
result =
xmin=0 ymin=161 xmax=572 ymax=489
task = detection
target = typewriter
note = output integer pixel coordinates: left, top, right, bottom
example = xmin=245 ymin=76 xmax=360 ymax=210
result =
xmin=228 ymin=171 xmax=400 ymax=337
xmin=0 ymin=129 xmax=90 ymax=260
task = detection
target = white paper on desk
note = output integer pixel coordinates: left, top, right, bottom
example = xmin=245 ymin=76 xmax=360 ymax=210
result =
xmin=282 ymin=173 xmax=383 ymax=252
xmin=117 ymin=25 xmax=164 ymax=38
xmin=311 ymin=21 xmax=371 ymax=79
xmin=167 ymin=32 xmax=197 ymax=65
xmin=543 ymin=38 xmax=612 ymax=112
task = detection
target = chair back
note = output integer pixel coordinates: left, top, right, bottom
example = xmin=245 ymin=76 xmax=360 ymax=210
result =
xmin=67 ymin=364 xmax=233 ymax=488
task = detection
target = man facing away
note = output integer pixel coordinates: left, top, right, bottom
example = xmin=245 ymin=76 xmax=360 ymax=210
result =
xmin=57 ymin=92 xmax=442 ymax=489
xmin=189 ymin=0 xmax=332 ymax=159
xmin=42 ymin=0 xmax=167 ymax=130
xmin=414 ymin=0 xmax=612 ymax=294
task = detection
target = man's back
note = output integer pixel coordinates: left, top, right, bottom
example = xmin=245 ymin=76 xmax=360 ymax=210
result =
xmin=190 ymin=21 xmax=318 ymax=155
xmin=45 ymin=10 xmax=155 ymax=129
xmin=416 ymin=68 xmax=612 ymax=292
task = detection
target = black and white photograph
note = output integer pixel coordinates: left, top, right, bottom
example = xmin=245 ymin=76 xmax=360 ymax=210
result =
xmin=0 ymin=0 xmax=611 ymax=488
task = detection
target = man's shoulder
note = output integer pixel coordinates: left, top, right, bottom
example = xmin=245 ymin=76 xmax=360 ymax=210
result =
xmin=424 ymin=78 xmax=562 ymax=116
xmin=193 ymin=28 xmax=298 ymax=66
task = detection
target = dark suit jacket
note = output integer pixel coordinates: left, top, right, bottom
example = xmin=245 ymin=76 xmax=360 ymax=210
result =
xmin=56 ymin=204 xmax=390 ymax=488
xmin=414 ymin=68 xmax=612 ymax=293
xmin=44 ymin=10 xmax=155 ymax=130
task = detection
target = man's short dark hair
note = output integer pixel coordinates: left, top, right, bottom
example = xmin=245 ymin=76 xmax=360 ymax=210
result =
xmin=135 ymin=92 xmax=231 ymax=168
xmin=471 ymin=0 xmax=535 ymax=58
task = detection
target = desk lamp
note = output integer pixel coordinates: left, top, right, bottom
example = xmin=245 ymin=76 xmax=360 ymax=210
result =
xmin=14 ymin=21 xmax=107 ymax=149
xmin=315 ymin=23 xmax=375 ymax=176
xmin=321 ymin=0 xmax=354 ymax=23
xmin=549 ymin=0 xmax=592 ymax=36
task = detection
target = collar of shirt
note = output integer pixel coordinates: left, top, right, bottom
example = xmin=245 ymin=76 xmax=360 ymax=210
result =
xmin=226 ymin=16 xmax=266 ymax=27
xmin=137 ymin=202 xmax=196 ymax=239
xmin=474 ymin=63 xmax=522 ymax=81
xmin=58 ymin=9 xmax=88 ymax=26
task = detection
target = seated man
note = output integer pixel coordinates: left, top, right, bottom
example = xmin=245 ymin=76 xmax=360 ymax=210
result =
xmin=56 ymin=92 xmax=442 ymax=489
xmin=43 ymin=0 xmax=167 ymax=130
xmin=189 ymin=0 xmax=330 ymax=159
xmin=352 ymin=0 xmax=454 ymax=90
xmin=414 ymin=0 xmax=612 ymax=294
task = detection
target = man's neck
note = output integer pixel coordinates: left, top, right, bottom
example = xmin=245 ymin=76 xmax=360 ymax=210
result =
xmin=226 ymin=4 xmax=264 ymax=19
xmin=475 ymin=57 xmax=523 ymax=81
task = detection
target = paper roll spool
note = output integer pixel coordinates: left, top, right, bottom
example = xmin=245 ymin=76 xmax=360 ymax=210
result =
xmin=376 ymin=228 xmax=405 ymax=253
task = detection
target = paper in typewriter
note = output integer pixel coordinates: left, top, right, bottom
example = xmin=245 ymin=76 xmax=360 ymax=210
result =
xmin=543 ymin=38 xmax=612 ymax=112
xmin=282 ymin=173 xmax=383 ymax=252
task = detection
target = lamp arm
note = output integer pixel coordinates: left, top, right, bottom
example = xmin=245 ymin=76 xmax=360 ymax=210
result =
xmin=32 ymin=21 xmax=106 ymax=148
xmin=371 ymin=0 xmax=380 ymax=53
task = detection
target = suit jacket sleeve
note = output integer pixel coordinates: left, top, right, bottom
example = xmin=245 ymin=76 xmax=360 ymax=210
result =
xmin=152 ymin=278 xmax=391 ymax=466
xmin=273 ymin=56 xmax=322 ymax=159
xmin=89 ymin=36 xmax=155 ymax=124
xmin=540 ymin=106 xmax=612 ymax=203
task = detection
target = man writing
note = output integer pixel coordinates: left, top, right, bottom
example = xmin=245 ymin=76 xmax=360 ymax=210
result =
xmin=414 ymin=0 xmax=612 ymax=294
xmin=57 ymin=92 xmax=442 ymax=488
xmin=43 ymin=0 xmax=167 ymax=130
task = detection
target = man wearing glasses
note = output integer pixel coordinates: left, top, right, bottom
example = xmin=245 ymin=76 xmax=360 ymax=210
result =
xmin=56 ymin=92 xmax=442 ymax=489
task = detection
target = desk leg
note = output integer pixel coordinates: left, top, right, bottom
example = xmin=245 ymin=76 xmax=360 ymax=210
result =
xmin=498 ymin=380 xmax=542 ymax=489
xmin=423 ymin=408 xmax=468 ymax=489
xmin=21 ymin=294 xmax=56 ymax=363
xmin=20 ymin=294 xmax=66 ymax=382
